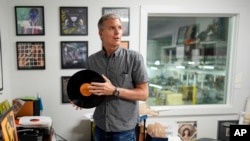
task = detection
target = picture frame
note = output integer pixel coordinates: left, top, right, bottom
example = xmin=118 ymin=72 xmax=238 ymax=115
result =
xmin=177 ymin=121 xmax=197 ymax=141
xmin=0 ymin=32 xmax=3 ymax=91
xmin=121 ymin=41 xmax=129 ymax=49
xmin=217 ymin=120 xmax=238 ymax=141
xmin=61 ymin=41 xmax=88 ymax=69
xmin=61 ymin=76 xmax=71 ymax=103
xmin=15 ymin=6 xmax=45 ymax=36
xmin=0 ymin=109 xmax=18 ymax=141
xmin=60 ymin=7 xmax=88 ymax=35
xmin=176 ymin=24 xmax=199 ymax=45
xmin=102 ymin=7 xmax=130 ymax=36
xmin=16 ymin=42 xmax=45 ymax=70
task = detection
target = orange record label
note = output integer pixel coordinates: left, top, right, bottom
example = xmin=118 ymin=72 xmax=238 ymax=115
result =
xmin=80 ymin=83 xmax=92 ymax=96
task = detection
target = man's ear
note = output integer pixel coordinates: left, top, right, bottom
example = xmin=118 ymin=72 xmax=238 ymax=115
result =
xmin=99 ymin=31 xmax=103 ymax=40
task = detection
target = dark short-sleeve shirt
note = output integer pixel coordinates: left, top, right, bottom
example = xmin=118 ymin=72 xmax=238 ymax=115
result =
xmin=86 ymin=47 xmax=148 ymax=132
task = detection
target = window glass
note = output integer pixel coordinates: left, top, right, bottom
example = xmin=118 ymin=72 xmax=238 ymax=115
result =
xmin=146 ymin=16 xmax=230 ymax=106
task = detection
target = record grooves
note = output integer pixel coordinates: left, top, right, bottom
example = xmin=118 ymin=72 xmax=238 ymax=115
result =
xmin=67 ymin=70 xmax=106 ymax=108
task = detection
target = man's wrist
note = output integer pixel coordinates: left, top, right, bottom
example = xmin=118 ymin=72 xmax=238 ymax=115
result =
xmin=113 ymin=87 xmax=120 ymax=96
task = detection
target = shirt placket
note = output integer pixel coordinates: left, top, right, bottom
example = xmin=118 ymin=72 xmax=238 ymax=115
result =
xmin=105 ymin=55 xmax=114 ymax=131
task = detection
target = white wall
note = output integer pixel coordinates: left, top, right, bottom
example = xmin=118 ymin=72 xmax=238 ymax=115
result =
xmin=1 ymin=0 xmax=250 ymax=141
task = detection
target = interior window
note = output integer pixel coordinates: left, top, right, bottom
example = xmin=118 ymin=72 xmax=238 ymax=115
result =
xmin=146 ymin=16 xmax=230 ymax=106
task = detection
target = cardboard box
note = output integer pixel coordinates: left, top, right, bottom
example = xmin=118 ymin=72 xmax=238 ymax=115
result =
xmin=145 ymin=134 xmax=168 ymax=141
xmin=13 ymin=99 xmax=40 ymax=117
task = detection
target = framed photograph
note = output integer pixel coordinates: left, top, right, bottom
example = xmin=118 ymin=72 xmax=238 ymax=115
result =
xmin=61 ymin=76 xmax=71 ymax=103
xmin=217 ymin=120 xmax=238 ymax=141
xmin=61 ymin=41 xmax=88 ymax=69
xmin=121 ymin=41 xmax=129 ymax=49
xmin=15 ymin=6 xmax=45 ymax=36
xmin=60 ymin=7 xmax=88 ymax=35
xmin=177 ymin=121 xmax=197 ymax=141
xmin=102 ymin=7 xmax=130 ymax=36
xmin=16 ymin=42 xmax=45 ymax=70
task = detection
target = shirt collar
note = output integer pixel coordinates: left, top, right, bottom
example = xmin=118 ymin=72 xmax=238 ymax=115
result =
xmin=101 ymin=46 xmax=121 ymax=58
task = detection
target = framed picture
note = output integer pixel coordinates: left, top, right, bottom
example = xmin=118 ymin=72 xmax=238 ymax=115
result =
xmin=0 ymin=109 xmax=18 ymax=141
xmin=177 ymin=121 xmax=197 ymax=141
xmin=102 ymin=7 xmax=130 ymax=36
xmin=16 ymin=42 xmax=45 ymax=70
xmin=61 ymin=76 xmax=71 ymax=103
xmin=121 ymin=41 xmax=129 ymax=49
xmin=60 ymin=7 xmax=88 ymax=35
xmin=176 ymin=24 xmax=199 ymax=45
xmin=61 ymin=41 xmax=88 ymax=69
xmin=15 ymin=6 xmax=45 ymax=36
xmin=0 ymin=32 xmax=3 ymax=91
xmin=217 ymin=120 xmax=238 ymax=141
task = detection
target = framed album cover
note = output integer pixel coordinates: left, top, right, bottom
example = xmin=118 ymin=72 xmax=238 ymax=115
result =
xmin=15 ymin=6 xmax=45 ymax=36
xmin=61 ymin=41 xmax=88 ymax=69
xmin=176 ymin=24 xmax=199 ymax=45
xmin=217 ymin=120 xmax=238 ymax=141
xmin=121 ymin=41 xmax=129 ymax=49
xmin=16 ymin=42 xmax=45 ymax=70
xmin=177 ymin=121 xmax=197 ymax=141
xmin=102 ymin=7 xmax=130 ymax=36
xmin=0 ymin=32 xmax=3 ymax=90
xmin=61 ymin=76 xmax=71 ymax=103
xmin=0 ymin=109 xmax=19 ymax=141
xmin=60 ymin=7 xmax=88 ymax=35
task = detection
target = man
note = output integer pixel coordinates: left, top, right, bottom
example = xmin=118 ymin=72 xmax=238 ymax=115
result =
xmin=75 ymin=13 xmax=149 ymax=141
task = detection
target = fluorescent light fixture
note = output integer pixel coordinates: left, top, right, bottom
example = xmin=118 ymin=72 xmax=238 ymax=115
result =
xmin=176 ymin=65 xmax=185 ymax=69
xmin=149 ymin=84 xmax=162 ymax=89
xmin=188 ymin=61 xmax=195 ymax=65
xmin=198 ymin=65 xmax=215 ymax=69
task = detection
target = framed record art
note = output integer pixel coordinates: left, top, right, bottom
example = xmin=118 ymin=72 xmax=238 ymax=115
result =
xmin=61 ymin=41 xmax=88 ymax=69
xmin=217 ymin=120 xmax=238 ymax=141
xmin=15 ymin=6 xmax=45 ymax=36
xmin=0 ymin=32 xmax=3 ymax=91
xmin=61 ymin=76 xmax=71 ymax=103
xmin=102 ymin=7 xmax=130 ymax=36
xmin=16 ymin=42 xmax=45 ymax=70
xmin=0 ymin=109 xmax=19 ymax=141
xmin=121 ymin=41 xmax=129 ymax=49
xmin=60 ymin=7 xmax=88 ymax=35
xmin=177 ymin=121 xmax=197 ymax=141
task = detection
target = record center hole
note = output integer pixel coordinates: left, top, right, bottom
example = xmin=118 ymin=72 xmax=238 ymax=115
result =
xmin=80 ymin=83 xmax=92 ymax=96
xmin=30 ymin=118 xmax=40 ymax=122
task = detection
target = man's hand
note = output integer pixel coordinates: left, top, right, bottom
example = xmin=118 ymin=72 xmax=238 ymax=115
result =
xmin=70 ymin=101 xmax=82 ymax=110
xmin=89 ymin=74 xmax=115 ymax=96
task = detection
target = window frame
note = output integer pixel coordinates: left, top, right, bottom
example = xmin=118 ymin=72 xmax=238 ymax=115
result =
xmin=139 ymin=5 xmax=240 ymax=116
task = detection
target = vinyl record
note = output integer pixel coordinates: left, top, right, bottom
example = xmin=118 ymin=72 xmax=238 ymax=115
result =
xmin=67 ymin=70 xmax=106 ymax=108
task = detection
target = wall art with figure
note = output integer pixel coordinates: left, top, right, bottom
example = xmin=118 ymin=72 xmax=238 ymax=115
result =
xmin=60 ymin=7 xmax=88 ymax=35
xmin=15 ymin=6 xmax=45 ymax=35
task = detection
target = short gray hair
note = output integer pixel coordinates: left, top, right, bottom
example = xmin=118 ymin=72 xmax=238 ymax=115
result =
xmin=98 ymin=13 xmax=121 ymax=31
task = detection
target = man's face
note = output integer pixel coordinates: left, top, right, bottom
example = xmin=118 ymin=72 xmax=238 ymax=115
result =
xmin=99 ymin=18 xmax=123 ymax=48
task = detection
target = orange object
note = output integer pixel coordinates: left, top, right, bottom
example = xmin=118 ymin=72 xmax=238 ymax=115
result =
xmin=12 ymin=99 xmax=40 ymax=117
xmin=80 ymin=83 xmax=92 ymax=96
